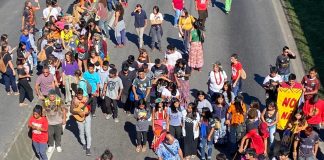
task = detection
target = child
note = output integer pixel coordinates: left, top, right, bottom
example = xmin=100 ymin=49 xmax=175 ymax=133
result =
xmin=199 ymin=107 xmax=216 ymax=160
xmin=99 ymin=61 xmax=110 ymax=116
xmin=212 ymin=94 xmax=229 ymax=144
xmin=134 ymin=99 xmax=151 ymax=152
xmin=249 ymin=101 xmax=261 ymax=120
xmin=152 ymin=98 xmax=168 ymax=151
xmin=28 ymin=105 xmax=48 ymax=160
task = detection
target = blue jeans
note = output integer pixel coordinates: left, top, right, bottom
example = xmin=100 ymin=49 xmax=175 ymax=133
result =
xmin=268 ymin=125 xmax=276 ymax=147
xmin=280 ymin=73 xmax=290 ymax=82
xmin=77 ymin=115 xmax=92 ymax=149
xmin=3 ymin=69 xmax=18 ymax=93
xmin=107 ymin=0 xmax=118 ymax=11
xmin=99 ymin=20 xmax=110 ymax=37
xmin=298 ymin=156 xmax=316 ymax=160
xmin=174 ymin=9 xmax=181 ymax=26
xmin=32 ymin=51 xmax=37 ymax=67
xmin=232 ymin=79 xmax=242 ymax=96
xmin=32 ymin=141 xmax=48 ymax=160
xmin=229 ymin=125 xmax=243 ymax=152
xmin=200 ymin=137 xmax=213 ymax=160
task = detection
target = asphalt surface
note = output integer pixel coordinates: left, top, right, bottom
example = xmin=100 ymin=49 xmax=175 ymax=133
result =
xmin=0 ymin=0 xmax=319 ymax=160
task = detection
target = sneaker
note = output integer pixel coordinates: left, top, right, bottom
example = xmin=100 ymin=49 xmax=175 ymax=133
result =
xmin=82 ymin=144 xmax=86 ymax=150
xmin=7 ymin=92 xmax=11 ymax=96
xmin=56 ymin=146 xmax=62 ymax=152
xmin=86 ymin=148 xmax=91 ymax=156
xmin=92 ymin=114 xmax=96 ymax=118
xmin=14 ymin=92 xmax=20 ymax=96
xmin=19 ymin=103 xmax=28 ymax=107
xmin=136 ymin=145 xmax=141 ymax=152
xmin=47 ymin=146 xmax=54 ymax=153
xmin=141 ymin=145 xmax=146 ymax=152
xmin=105 ymin=114 xmax=112 ymax=120
xmin=114 ymin=118 xmax=119 ymax=123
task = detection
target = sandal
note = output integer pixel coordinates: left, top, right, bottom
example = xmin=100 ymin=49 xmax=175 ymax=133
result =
xmin=135 ymin=145 xmax=141 ymax=152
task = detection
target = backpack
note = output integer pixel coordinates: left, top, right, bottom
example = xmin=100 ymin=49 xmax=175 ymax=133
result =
xmin=81 ymin=79 xmax=92 ymax=95
xmin=0 ymin=53 xmax=8 ymax=73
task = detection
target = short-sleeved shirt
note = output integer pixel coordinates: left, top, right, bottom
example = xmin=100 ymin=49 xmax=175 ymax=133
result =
xmin=3 ymin=53 xmax=12 ymax=72
xmin=179 ymin=15 xmax=195 ymax=31
xmin=149 ymin=12 xmax=164 ymax=22
xmin=280 ymin=82 xmax=303 ymax=89
xmin=191 ymin=29 xmax=202 ymax=42
xmin=61 ymin=30 xmax=74 ymax=43
xmin=301 ymin=75 xmax=320 ymax=100
xmin=23 ymin=7 xmax=36 ymax=26
xmin=119 ymin=71 xmax=137 ymax=94
xmin=43 ymin=98 xmax=64 ymax=125
xmin=168 ymin=107 xmax=184 ymax=126
xmin=78 ymin=78 xmax=88 ymax=97
xmin=161 ymin=88 xmax=180 ymax=99
xmin=104 ymin=76 xmax=123 ymax=99
xmin=36 ymin=74 xmax=55 ymax=96
xmin=245 ymin=129 xmax=265 ymax=155
xmin=296 ymin=131 xmax=319 ymax=158
xmin=197 ymin=99 xmax=213 ymax=114
xmin=209 ymin=70 xmax=227 ymax=92
xmin=172 ymin=0 xmax=184 ymax=10
xmin=165 ymin=51 xmax=182 ymax=66
xmin=28 ymin=116 xmax=48 ymax=143
xmin=83 ymin=71 xmax=100 ymax=94
xmin=151 ymin=64 xmax=168 ymax=78
xmin=131 ymin=10 xmax=147 ymax=28
xmin=227 ymin=103 xmax=247 ymax=124
xmin=157 ymin=139 xmax=181 ymax=160
xmin=196 ymin=0 xmax=208 ymax=10
xmin=276 ymin=54 xmax=296 ymax=75
xmin=43 ymin=7 xmax=60 ymax=21
xmin=231 ymin=62 xmax=242 ymax=81
xmin=132 ymin=77 xmax=152 ymax=94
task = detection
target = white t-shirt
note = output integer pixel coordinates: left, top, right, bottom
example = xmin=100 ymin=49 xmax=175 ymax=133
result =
xmin=208 ymin=70 xmax=227 ymax=93
xmin=165 ymin=51 xmax=182 ymax=66
xmin=263 ymin=74 xmax=283 ymax=84
xmin=149 ymin=13 xmax=164 ymax=21
xmin=43 ymin=7 xmax=60 ymax=21
xmin=161 ymin=88 xmax=180 ymax=99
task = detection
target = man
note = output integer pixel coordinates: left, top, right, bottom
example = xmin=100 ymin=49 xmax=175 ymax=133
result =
xmin=195 ymin=0 xmax=209 ymax=29
xmin=230 ymin=54 xmax=243 ymax=96
xmin=131 ymin=4 xmax=147 ymax=48
xmin=156 ymin=132 xmax=184 ymax=160
xmin=280 ymin=73 xmax=303 ymax=89
xmin=132 ymin=68 xmax=152 ymax=106
xmin=83 ymin=63 xmax=100 ymax=117
xmin=92 ymin=33 xmax=108 ymax=60
xmin=143 ymin=63 xmax=154 ymax=81
xmin=35 ymin=67 xmax=55 ymax=99
xmin=42 ymin=89 xmax=66 ymax=153
xmin=276 ymin=46 xmax=296 ymax=82
xmin=122 ymin=55 xmax=139 ymax=72
xmin=293 ymin=126 xmax=319 ymax=160
xmin=263 ymin=66 xmax=283 ymax=102
xmin=102 ymin=68 xmax=123 ymax=122
xmin=172 ymin=0 xmax=184 ymax=27
xmin=22 ymin=0 xmax=40 ymax=31
xmin=243 ymin=148 xmax=258 ymax=160
xmin=303 ymin=94 xmax=324 ymax=133
xmin=71 ymin=88 xmax=92 ymax=156
xmin=43 ymin=0 xmax=60 ymax=22
xmin=151 ymin=58 xmax=169 ymax=78
xmin=301 ymin=67 xmax=320 ymax=100
xmin=118 ymin=64 xmax=137 ymax=115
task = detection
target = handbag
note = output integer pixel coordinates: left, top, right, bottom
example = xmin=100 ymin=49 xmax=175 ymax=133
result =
xmin=129 ymin=88 xmax=145 ymax=102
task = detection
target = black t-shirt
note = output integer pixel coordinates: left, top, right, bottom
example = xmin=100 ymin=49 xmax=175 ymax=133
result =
xmin=118 ymin=70 xmax=137 ymax=94
xmin=17 ymin=67 xmax=27 ymax=80
xmin=122 ymin=60 xmax=139 ymax=72
xmin=3 ymin=53 xmax=12 ymax=71
xmin=151 ymin=64 xmax=168 ymax=78
xmin=45 ymin=45 xmax=54 ymax=58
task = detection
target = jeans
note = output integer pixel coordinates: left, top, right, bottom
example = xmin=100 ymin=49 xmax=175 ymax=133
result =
xmin=107 ymin=0 xmax=118 ymax=11
xmin=214 ymin=118 xmax=227 ymax=143
xmin=200 ymin=137 xmax=213 ymax=160
xmin=229 ymin=125 xmax=242 ymax=152
xmin=280 ymin=73 xmax=290 ymax=82
xmin=182 ymin=29 xmax=190 ymax=54
xmin=64 ymin=75 xmax=75 ymax=104
xmin=135 ymin=27 xmax=145 ymax=48
xmin=3 ymin=69 xmax=18 ymax=93
xmin=268 ymin=125 xmax=276 ymax=147
xmin=89 ymin=95 xmax=98 ymax=115
xmin=169 ymin=125 xmax=182 ymax=140
xmin=32 ymin=141 xmax=48 ymax=160
xmin=232 ymin=79 xmax=242 ymax=96
xmin=174 ymin=9 xmax=181 ymax=26
xmin=104 ymin=96 xmax=118 ymax=118
xmin=77 ymin=115 xmax=92 ymax=149
xmin=18 ymin=79 xmax=34 ymax=103
xmin=136 ymin=131 xmax=148 ymax=145
xmin=225 ymin=0 xmax=232 ymax=12
xmin=32 ymin=51 xmax=37 ymax=67
xmin=48 ymin=124 xmax=63 ymax=147
xmin=99 ymin=20 xmax=110 ymax=37
xmin=150 ymin=25 xmax=162 ymax=49
xmin=298 ymin=156 xmax=316 ymax=160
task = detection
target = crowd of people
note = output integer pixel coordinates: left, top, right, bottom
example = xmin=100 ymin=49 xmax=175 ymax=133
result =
xmin=0 ymin=0 xmax=322 ymax=160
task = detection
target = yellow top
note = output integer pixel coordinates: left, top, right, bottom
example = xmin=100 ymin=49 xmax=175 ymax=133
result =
xmin=179 ymin=15 xmax=195 ymax=31
xmin=61 ymin=30 xmax=73 ymax=42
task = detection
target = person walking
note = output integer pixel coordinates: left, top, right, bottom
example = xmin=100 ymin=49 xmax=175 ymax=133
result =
xmin=113 ymin=3 xmax=127 ymax=48
xmin=230 ymin=53 xmax=243 ymax=96
xmin=1 ymin=45 xmax=19 ymax=95
xmin=83 ymin=63 xmax=100 ymax=117
xmin=208 ymin=62 xmax=227 ymax=98
xmin=62 ymin=51 xmax=78 ymax=106
xmin=178 ymin=8 xmax=195 ymax=54
xmin=35 ymin=66 xmax=55 ymax=99
xmin=149 ymin=6 xmax=163 ymax=52
xmin=17 ymin=59 xmax=34 ymax=106
xmin=195 ymin=0 xmax=209 ymax=29
xmin=188 ymin=21 xmax=204 ymax=71
xmin=131 ymin=4 xmax=147 ymax=49
xmin=225 ymin=0 xmax=232 ymax=14
xmin=172 ymin=0 xmax=184 ymax=27
xmin=276 ymin=46 xmax=296 ymax=82
xmin=134 ymin=99 xmax=151 ymax=152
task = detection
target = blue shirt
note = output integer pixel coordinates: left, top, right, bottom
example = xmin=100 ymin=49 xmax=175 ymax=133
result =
xmin=131 ymin=10 xmax=147 ymax=28
xmin=20 ymin=34 xmax=31 ymax=51
xmin=83 ymin=71 xmax=100 ymax=94
xmin=157 ymin=139 xmax=181 ymax=160
xmin=78 ymin=78 xmax=88 ymax=97
xmin=167 ymin=107 xmax=184 ymax=126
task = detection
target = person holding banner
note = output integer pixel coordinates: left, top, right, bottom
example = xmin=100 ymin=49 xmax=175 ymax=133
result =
xmin=303 ymin=94 xmax=324 ymax=133
xmin=280 ymin=74 xmax=302 ymax=89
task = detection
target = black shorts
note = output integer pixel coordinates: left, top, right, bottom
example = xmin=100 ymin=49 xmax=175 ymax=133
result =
xmin=198 ymin=10 xmax=208 ymax=20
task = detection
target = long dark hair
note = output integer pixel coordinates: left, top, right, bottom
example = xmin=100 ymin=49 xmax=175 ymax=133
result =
xmin=201 ymin=107 xmax=212 ymax=120
xmin=187 ymin=102 xmax=197 ymax=120
xmin=234 ymin=96 xmax=244 ymax=114
xmin=170 ymin=98 xmax=180 ymax=113
xmin=290 ymin=109 xmax=307 ymax=127
xmin=167 ymin=82 xmax=178 ymax=97
xmin=223 ymin=81 xmax=232 ymax=103
xmin=215 ymin=93 xmax=225 ymax=107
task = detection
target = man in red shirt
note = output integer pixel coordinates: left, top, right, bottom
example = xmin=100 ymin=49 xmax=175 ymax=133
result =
xmin=301 ymin=67 xmax=320 ymax=100
xmin=230 ymin=54 xmax=243 ymax=96
xmin=195 ymin=0 xmax=209 ymax=29
xmin=238 ymin=129 xmax=265 ymax=156
xmin=172 ymin=0 xmax=184 ymax=27
xmin=303 ymin=94 xmax=324 ymax=133
xmin=280 ymin=73 xmax=303 ymax=89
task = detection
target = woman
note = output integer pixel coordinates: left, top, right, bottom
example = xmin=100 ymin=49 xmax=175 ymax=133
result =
xmin=76 ymin=35 xmax=89 ymax=71
xmin=114 ymin=3 xmax=127 ymax=48
xmin=174 ymin=58 xmax=191 ymax=107
xmin=28 ymin=105 xmax=48 ymax=160
xmin=87 ymin=19 xmax=101 ymax=42
xmin=137 ymin=48 xmax=150 ymax=66
xmin=97 ymin=0 xmax=110 ymax=38
xmin=161 ymin=82 xmax=180 ymax=102
xmin=261 ymin=101 xmax=279 ymax=149
xmin=182 ymin=103 xmax=199 ymax=159
xmin=225 ymin=95 xmax=247 ymax=154
xmin=196 ymin=91 xmax=213 ymax=115
xmin=152 ymin=98 xmax=168 ymax=152
xmin=221 ymin=81 xmax=235 ymax=106
xmin=62 ymin=51 xmax=79 ymax=105
xmin=199 ymin=107 xmax=216 ymax=160
xmin=1 ymin=45 xmax=18 ymax=95
xmin=88 ymin=49 xmax=103 ymax=72
xmin=188 ymin=20 xmax=204 ymax=71
xmin=165 ymin=45 xmax=182 ymax=81
xmin=178 ymin=8 xmax=195 ymax=54
xmin=208 ymin=62 xmax=227 ymax=98
xmin=16 ymin=42 xmax=32 ymax=74
xmin=212 ymin=94 xmax=229 ymax=144
xmin=167 ymin=98 xmax=184 ymax=140
xmin=149 ymin=6 xmax=163 ymax=51
xmin=17 ymin=59 xmax=34 ymax=106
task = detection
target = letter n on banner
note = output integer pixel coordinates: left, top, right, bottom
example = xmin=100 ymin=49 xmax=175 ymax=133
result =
xmin=276 ymin=87 xmax=302 ymax=130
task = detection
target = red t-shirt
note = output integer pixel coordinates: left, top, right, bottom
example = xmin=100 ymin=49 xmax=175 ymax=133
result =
xmin=173 ymin=0 xmax=184 ymax=10
xmin=231 ymin=62 xmax=242 ymax=80
xmin=280 ymin=81 xmax=303 ymax=89
xmin=28 ymin=116 xmax=48 ymax=143
xmin=303 ymin=99 xmax=324 ymax=125
xmin=196 ymin=0 xmax=208 ymax=10
xmin=301 ymin=75 xmax=320 ymax=100
xmin=245 ymin=129 xmax=265 ymax=155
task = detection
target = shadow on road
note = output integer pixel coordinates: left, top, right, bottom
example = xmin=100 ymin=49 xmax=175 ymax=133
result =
xmin=211 ymin=0 xmax=226 ymax=13
xmin=163 ymin=13 xmax=174 ymax=26
xmin=254 ymin=73 xmax=265 ymax=87
xmin=65 ymin=115 xmax=82 ymax=145
xmin=124 ymin=121 xmax=137 ymax=146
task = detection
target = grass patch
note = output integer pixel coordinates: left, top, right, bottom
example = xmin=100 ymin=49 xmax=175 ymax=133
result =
xmin=281 ymin=0 xmax=324 ymax=97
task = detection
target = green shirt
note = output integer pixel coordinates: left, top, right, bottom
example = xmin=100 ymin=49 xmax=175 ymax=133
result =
xmin=191 ymin=29 xmax=201 ymax=42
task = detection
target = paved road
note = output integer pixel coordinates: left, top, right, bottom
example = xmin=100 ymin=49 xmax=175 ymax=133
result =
xmin=50 ymin=0 xmax=295 ymax=159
